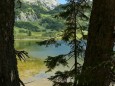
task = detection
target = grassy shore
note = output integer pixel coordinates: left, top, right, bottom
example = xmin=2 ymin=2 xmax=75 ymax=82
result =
xmin=18 ymin=58 xmax=46 ymax=79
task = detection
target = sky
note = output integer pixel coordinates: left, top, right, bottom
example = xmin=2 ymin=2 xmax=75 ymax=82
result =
xmin=58 ymin=0 xmax=67 ymax=4
xmin=58 ymin=0 xmax=92 ymax=4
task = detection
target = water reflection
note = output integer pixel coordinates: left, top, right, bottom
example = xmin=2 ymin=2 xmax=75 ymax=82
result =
xmin=15 ymin=40 xmax=71 ymax=59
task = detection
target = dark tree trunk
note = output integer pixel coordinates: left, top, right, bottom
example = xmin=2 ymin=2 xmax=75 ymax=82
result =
xmin=0 ymin=0 xmax=21 ymax=86
xmin=78 ymin=0 xmax=115 ymax=86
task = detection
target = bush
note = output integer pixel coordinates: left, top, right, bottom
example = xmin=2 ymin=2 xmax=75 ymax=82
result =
xmin=15 ymin=22 xmax=39 ymax=32
xmin=40 ymin=17 xmax=64 ymax=30
xmin=19 ymin=30 xmax=27 ymax=33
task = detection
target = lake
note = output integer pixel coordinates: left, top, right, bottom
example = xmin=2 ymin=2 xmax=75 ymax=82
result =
xmin=15 ymin=40 xmax=115 ymax=86
xmin=15 ymin=40 xmax=71 ymax=59
xmin=15 ymin=40 xmax=73 ymax=86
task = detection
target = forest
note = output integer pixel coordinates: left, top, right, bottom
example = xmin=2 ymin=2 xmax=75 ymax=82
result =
xmin=0 ymin=0 xmax=115 ymax=86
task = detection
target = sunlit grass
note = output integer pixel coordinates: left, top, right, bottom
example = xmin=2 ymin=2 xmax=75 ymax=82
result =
xmin=18 ymin=58 xmax=46 ymax=79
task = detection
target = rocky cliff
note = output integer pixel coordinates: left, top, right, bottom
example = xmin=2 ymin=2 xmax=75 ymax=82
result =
xmin=15 ymin=0 xmax=59 ymax=21
xmin=22 ymin=0 xmax=59 ymax=10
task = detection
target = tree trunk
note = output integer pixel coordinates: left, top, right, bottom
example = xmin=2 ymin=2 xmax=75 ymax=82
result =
xmin=0 ymin=0 xmax=21 ymax=86
xmin=78 ymin=0 xmax=115 ymax=86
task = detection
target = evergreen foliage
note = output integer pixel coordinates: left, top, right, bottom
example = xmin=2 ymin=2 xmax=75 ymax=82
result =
xmin=15 ymin=22 xmax=39 ymax=32
xmin=40 ymin=17 xmax=64 ymax=30
xmin=38 ymin=0 xmax=91 ymax=86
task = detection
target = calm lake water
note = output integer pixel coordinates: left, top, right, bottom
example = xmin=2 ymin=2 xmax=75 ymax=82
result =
xmin=15 ymin=40 xmax=85 ymax=86
xmin=14 ymin=40 xmax=115 ymax=86
xmin=15 ymin=40 xmax=71 ymax=59
xmin=15 ymin=40 xmax=73 ymax=85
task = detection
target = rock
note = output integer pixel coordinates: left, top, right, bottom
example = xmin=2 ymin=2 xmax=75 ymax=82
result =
xmin=22 ymin=0 xmax=59 ymax=10
xmin=15 ymin=0 xmax=59 ymax=21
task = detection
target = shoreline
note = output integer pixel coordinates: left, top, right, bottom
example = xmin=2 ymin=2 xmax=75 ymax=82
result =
xmin=15 ymin=38 xmax=61 ymax=41
xmin=14 ymin=38 xmax=47 ymax=40
xmin=15 ymin=38 xmax=48 ymax=41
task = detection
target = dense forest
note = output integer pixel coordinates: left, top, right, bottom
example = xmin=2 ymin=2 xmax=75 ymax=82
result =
xmin=0 ymin=0 xmax=115 ymax=86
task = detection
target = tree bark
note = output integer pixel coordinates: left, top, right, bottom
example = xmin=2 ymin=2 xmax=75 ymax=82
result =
xmin=78 ymin=0 xmax=115 ymax=86
xmin=0 ymin=0 xmax=21 ymax=86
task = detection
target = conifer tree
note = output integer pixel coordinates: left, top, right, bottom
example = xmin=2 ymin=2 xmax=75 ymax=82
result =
xmin=78 ymin=0 xmax=115 ymax=86
xmin=0 ymin=0 xmax=26 ymax=86
xmin=38 ymin=0 xmax=91 ymax=86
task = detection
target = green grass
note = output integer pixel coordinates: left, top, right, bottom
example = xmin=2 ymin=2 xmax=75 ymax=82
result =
xmin=40 ymin=13 xmax=51 ymax=17
xmin=18 ymin=58 xmax=46 ymax=79
xmin=14 ymin=26 xmax=57 ymax=40
xmin=14 ymin=26 xmax=88 ymax=40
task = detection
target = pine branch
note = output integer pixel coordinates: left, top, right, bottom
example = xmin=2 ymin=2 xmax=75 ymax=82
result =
xmin=16 ymin=0 xmax=22 ymax=8
xmin=45 ymin=54 xmax=68 ymax=72
xmin=15 ymin=50 xmax=30 ymax=61
xmin=36 ymin=38 xmax=62 ymax=47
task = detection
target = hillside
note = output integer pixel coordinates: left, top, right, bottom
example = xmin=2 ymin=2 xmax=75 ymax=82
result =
xmin=14 ymin=0 xmax=65 ymax=40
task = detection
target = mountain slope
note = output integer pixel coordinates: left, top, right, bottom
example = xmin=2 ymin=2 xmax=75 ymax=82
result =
xmin=22 ymin=0 xmax=59 ymax=10
xmin=14 ymin=0 xmax=65 ymax=39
